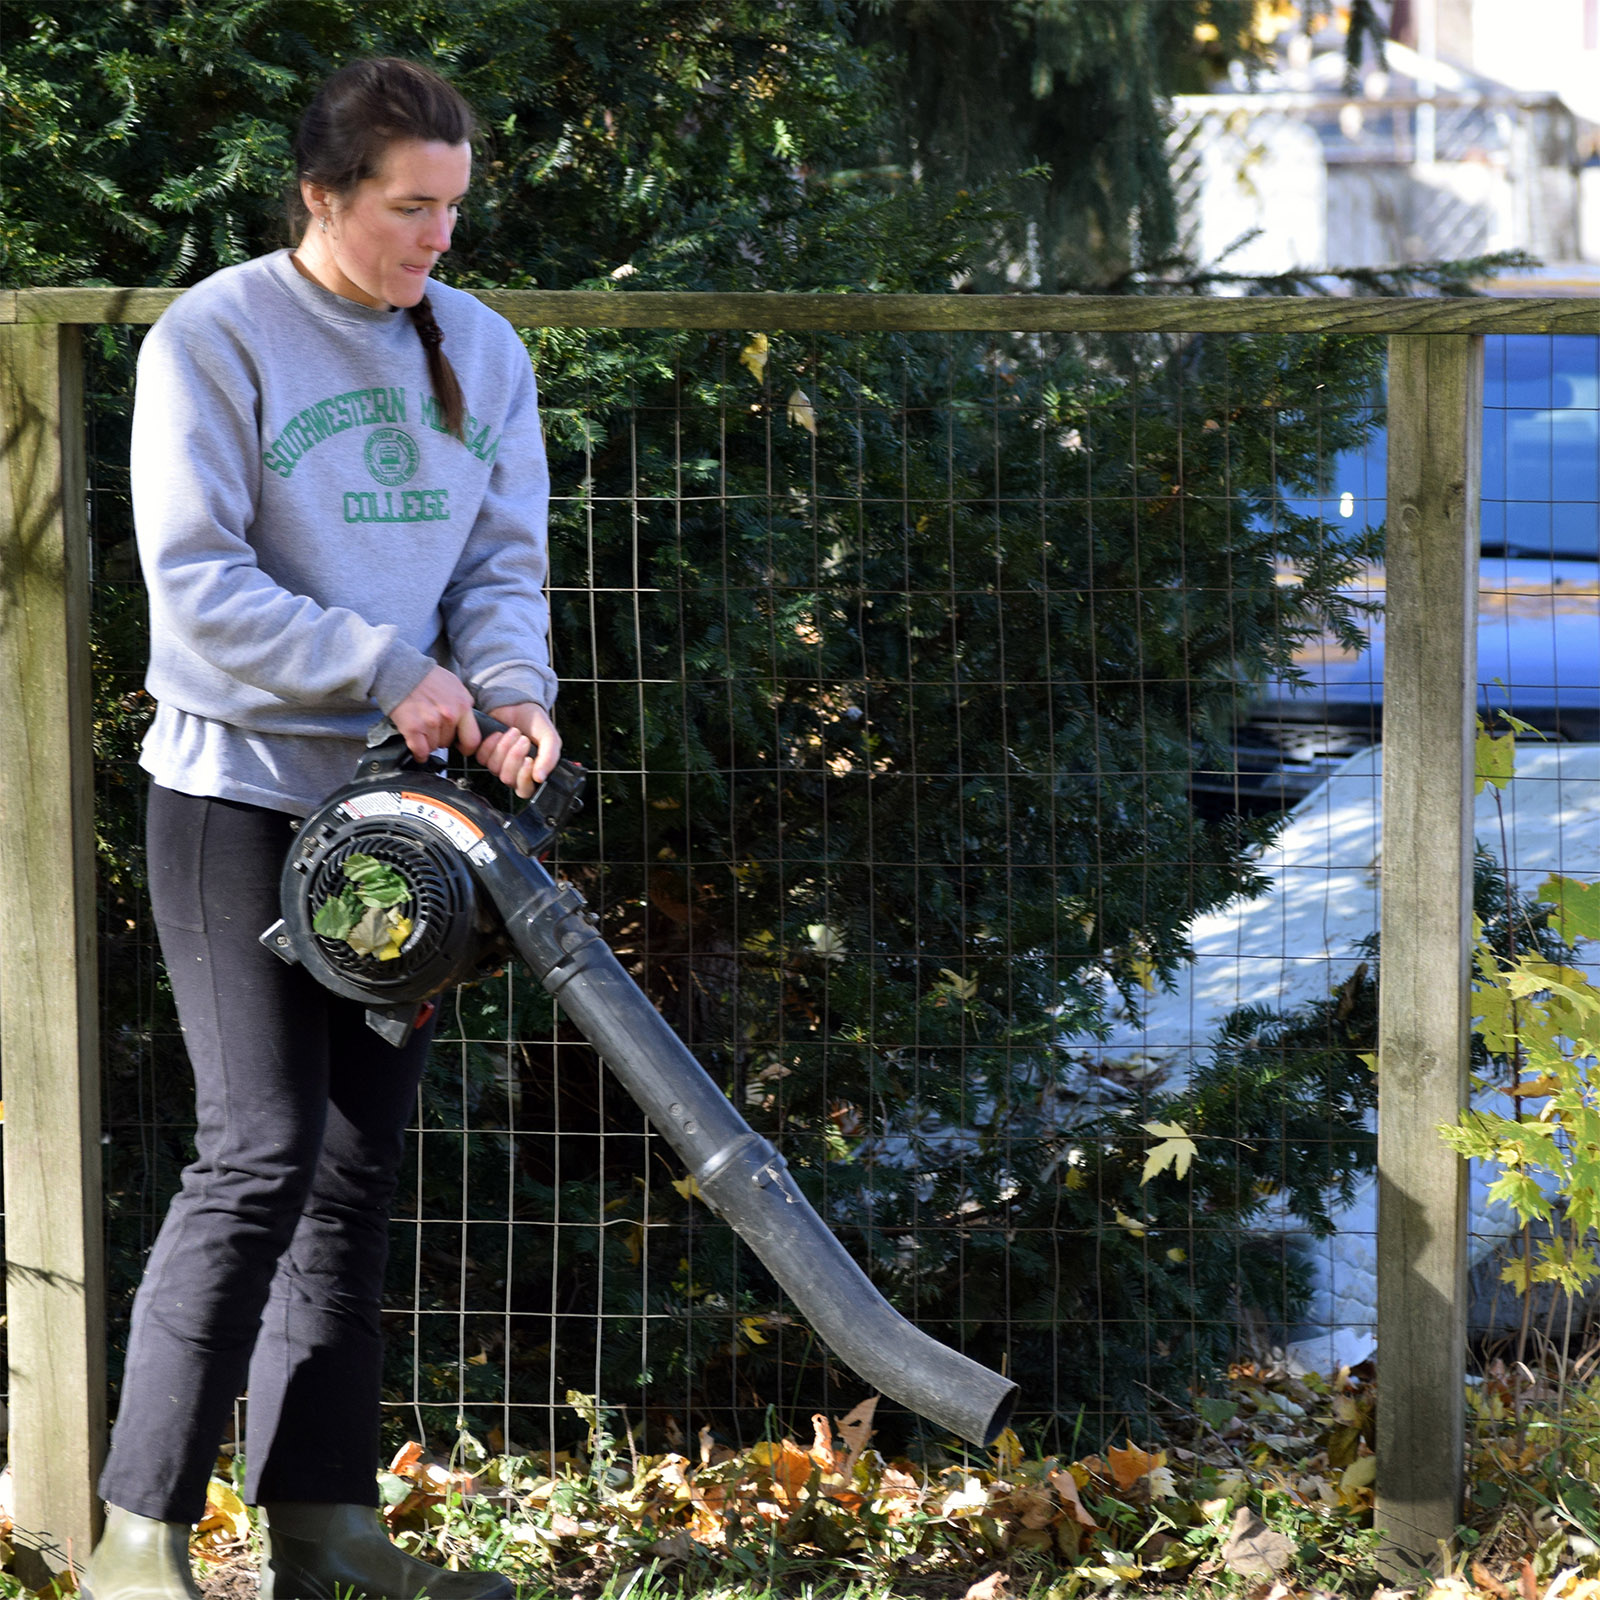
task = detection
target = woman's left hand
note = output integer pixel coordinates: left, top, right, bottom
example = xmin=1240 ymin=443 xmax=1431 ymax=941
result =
xmin=477 ymin=702 xmax=562 ymax=799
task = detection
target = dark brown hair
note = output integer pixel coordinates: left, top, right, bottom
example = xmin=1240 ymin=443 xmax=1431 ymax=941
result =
xmin=293 ymin=58 xmax=476 ymax=440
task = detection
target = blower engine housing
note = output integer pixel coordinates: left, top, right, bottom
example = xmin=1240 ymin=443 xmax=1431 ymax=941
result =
xmin=269 ymin=776 xmax=502 ymax=1005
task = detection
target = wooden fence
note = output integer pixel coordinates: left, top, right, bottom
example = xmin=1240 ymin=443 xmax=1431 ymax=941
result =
xmin=1 ymin=286 xmax=1594 ymax=1580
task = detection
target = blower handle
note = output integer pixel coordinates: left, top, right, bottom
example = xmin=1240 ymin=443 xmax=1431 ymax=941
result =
xmin=360 ymin=711 xmax=585 ymax=855
xmin=362 ymin=705 xmax=524 ymax=782
xmin=470 ymin=707 xmax=516 ymax=741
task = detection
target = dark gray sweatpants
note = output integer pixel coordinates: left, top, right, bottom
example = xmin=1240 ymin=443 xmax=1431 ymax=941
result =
xmin=98 ymin=784 xmax=434 ymax=1524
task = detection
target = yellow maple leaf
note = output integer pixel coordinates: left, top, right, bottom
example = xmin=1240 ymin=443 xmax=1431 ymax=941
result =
xmin=194 ymin=1478 xmax=251 ymax=1550
xmin=1140 ymin=1120 xmax=1197 ymax=1184
xmin=739 ymin=333 xmax=769 ymax=381
xmin=991 ymin=1427 xmax=1023 ymax=1473
xmin=1475 ymin=724 xmax=1514 ymax=795
xmin=939 ymin=967 xmax=979 ymax=1001
xmin=1508 ymin=1075 xmax=1561 ymax=1098
xmin=1501 ymin=1255 xmax=1536 ymax=1292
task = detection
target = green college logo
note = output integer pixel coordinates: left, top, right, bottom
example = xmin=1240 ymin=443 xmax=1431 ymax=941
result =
xmin=364 ymin=427 xmax=420 ymax=487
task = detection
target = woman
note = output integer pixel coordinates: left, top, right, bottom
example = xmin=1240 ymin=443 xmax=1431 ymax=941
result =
xmin=83 ymin=58 xmax=557 ymax=1600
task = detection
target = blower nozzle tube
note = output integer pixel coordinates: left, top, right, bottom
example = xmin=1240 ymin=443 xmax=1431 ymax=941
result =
xmin=268 ymin=747 xmax=1018 ymax=1450
xmin=492 ymin=870 xmax=1018 ymax=1449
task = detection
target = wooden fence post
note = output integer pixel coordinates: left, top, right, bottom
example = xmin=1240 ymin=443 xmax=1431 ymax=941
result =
xmin=1375 ymin=333 xmax=1483 ymax=1574
xmin=0 ymin=320 xmax=107 ymax=1579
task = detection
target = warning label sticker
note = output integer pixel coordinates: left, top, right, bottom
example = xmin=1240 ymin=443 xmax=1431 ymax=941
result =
xmin=337 ymin=789 xmax=486 ymax=853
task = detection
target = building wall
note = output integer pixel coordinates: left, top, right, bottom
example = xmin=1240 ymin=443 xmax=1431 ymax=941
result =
xmin=1469 ymin=0 xmax=1600 ymax=126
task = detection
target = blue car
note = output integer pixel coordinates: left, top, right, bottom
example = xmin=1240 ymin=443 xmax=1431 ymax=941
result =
xmin=1207 ymin=335 xmax=1600 ymax=811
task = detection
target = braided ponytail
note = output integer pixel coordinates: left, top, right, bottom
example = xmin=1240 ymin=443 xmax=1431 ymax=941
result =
xmin=408 ymin=296 xmax=467 ymax=441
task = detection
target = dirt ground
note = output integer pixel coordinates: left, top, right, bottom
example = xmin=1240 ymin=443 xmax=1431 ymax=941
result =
xmin=198 ymin=1559 xmax=258 ymax=1600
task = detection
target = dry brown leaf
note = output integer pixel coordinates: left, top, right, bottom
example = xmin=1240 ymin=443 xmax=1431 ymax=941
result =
xmin=420 ymin=1462 xmax=475 ymax=1496
xmin=1522 ymin=1560 xmax=1540 ymax=1600
xmin=1472 ymin=1561 xmax=1511 ymax=1599
xmin=964 ymin=1573 xmax=1010 ymax=1600
xmin=1048 ymin=1468 xmax=1099 ymax=1529
xmin=1220 ymin=1505 xmax=1296 ymax=1578
xmin=1010 ymin=1486 xmax=1056 ymax=1530
xmin=809 ymin=1413 xmax=836 ymax=1473
xmin=835 ymin=1396 xmax=878 ymax=1475
xmin=878 ymin=1463 xmax=924 ymax=1512
xmin=645 ymin=1532 xmax=696 ymax=1560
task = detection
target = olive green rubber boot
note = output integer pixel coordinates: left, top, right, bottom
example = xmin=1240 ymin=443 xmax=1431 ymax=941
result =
xmin=80 ymin=1505 xmax=203 ymax=1600
xmin=258 ymin=1503 xmax=512 ymax=1600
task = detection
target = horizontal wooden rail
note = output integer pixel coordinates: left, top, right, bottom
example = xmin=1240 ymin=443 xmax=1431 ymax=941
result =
xmin=0 ymin=285 xmax=1594 ymax=333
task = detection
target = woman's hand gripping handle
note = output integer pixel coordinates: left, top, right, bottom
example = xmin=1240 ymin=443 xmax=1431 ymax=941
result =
xmin=389 ymin=665 xmax=560 ymax=798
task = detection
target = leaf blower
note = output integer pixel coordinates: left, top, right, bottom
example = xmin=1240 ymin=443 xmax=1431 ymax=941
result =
xmin=262 ymin=714 xmax=1018 ymax=1448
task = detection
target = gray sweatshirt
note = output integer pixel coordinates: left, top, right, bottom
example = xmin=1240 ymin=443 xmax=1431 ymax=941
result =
xmin=133 ymin=248 xmax=556 ymax=814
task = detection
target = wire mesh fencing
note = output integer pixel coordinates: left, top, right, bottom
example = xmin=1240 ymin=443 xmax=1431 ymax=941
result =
xmin=1452 ymin=334 xmax=1600 ymax=1508
xmin=77 ymin=313 xmax=1597 ymax=1479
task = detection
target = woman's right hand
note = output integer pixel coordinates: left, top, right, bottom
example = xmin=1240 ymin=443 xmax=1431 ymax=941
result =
xmin=388 ymin=665 xmax=479 ymax=763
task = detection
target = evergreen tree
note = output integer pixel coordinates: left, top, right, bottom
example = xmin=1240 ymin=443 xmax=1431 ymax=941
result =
xmin=853 ymin=0 xmax=1266 ymax=288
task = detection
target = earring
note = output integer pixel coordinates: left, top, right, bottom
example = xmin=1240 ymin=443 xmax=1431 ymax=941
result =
xmin=319 ymin=216 xmax=329 ymax=233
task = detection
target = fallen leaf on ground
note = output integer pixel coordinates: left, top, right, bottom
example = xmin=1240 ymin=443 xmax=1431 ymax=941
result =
xmin=941 ymin=1475 xmax=990 ymax=1517
xmin=194 ymin=1478 xmax=250 ymax=1555
xmin=835 ymin=1395 xmax=877 ymax=1475
xmin=809 ymin=1413 xmax=835 ymax=1473
xmin=1049 ymin=1468 xmax=1098 ymax=1529
xmin=1474 ymin=1561 xmax=1512 ymax=1598
xmin=1220 ymin=1505 xmax=1297 ymax=1578
xmin=1108 ymin=1440 xmax=1164 ymax=1490
xmin=964 ymin=1574 xmax=1009 ymax=1600
xmin=646 ymin=1531 xmax=696 ymax=1560
xmin=749 ymin=1439 xmax=814 ymax=1506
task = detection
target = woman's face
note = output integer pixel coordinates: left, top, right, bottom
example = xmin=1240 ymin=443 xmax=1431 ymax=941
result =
xmin=300 ymin=138 xmax=471 ymax=311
